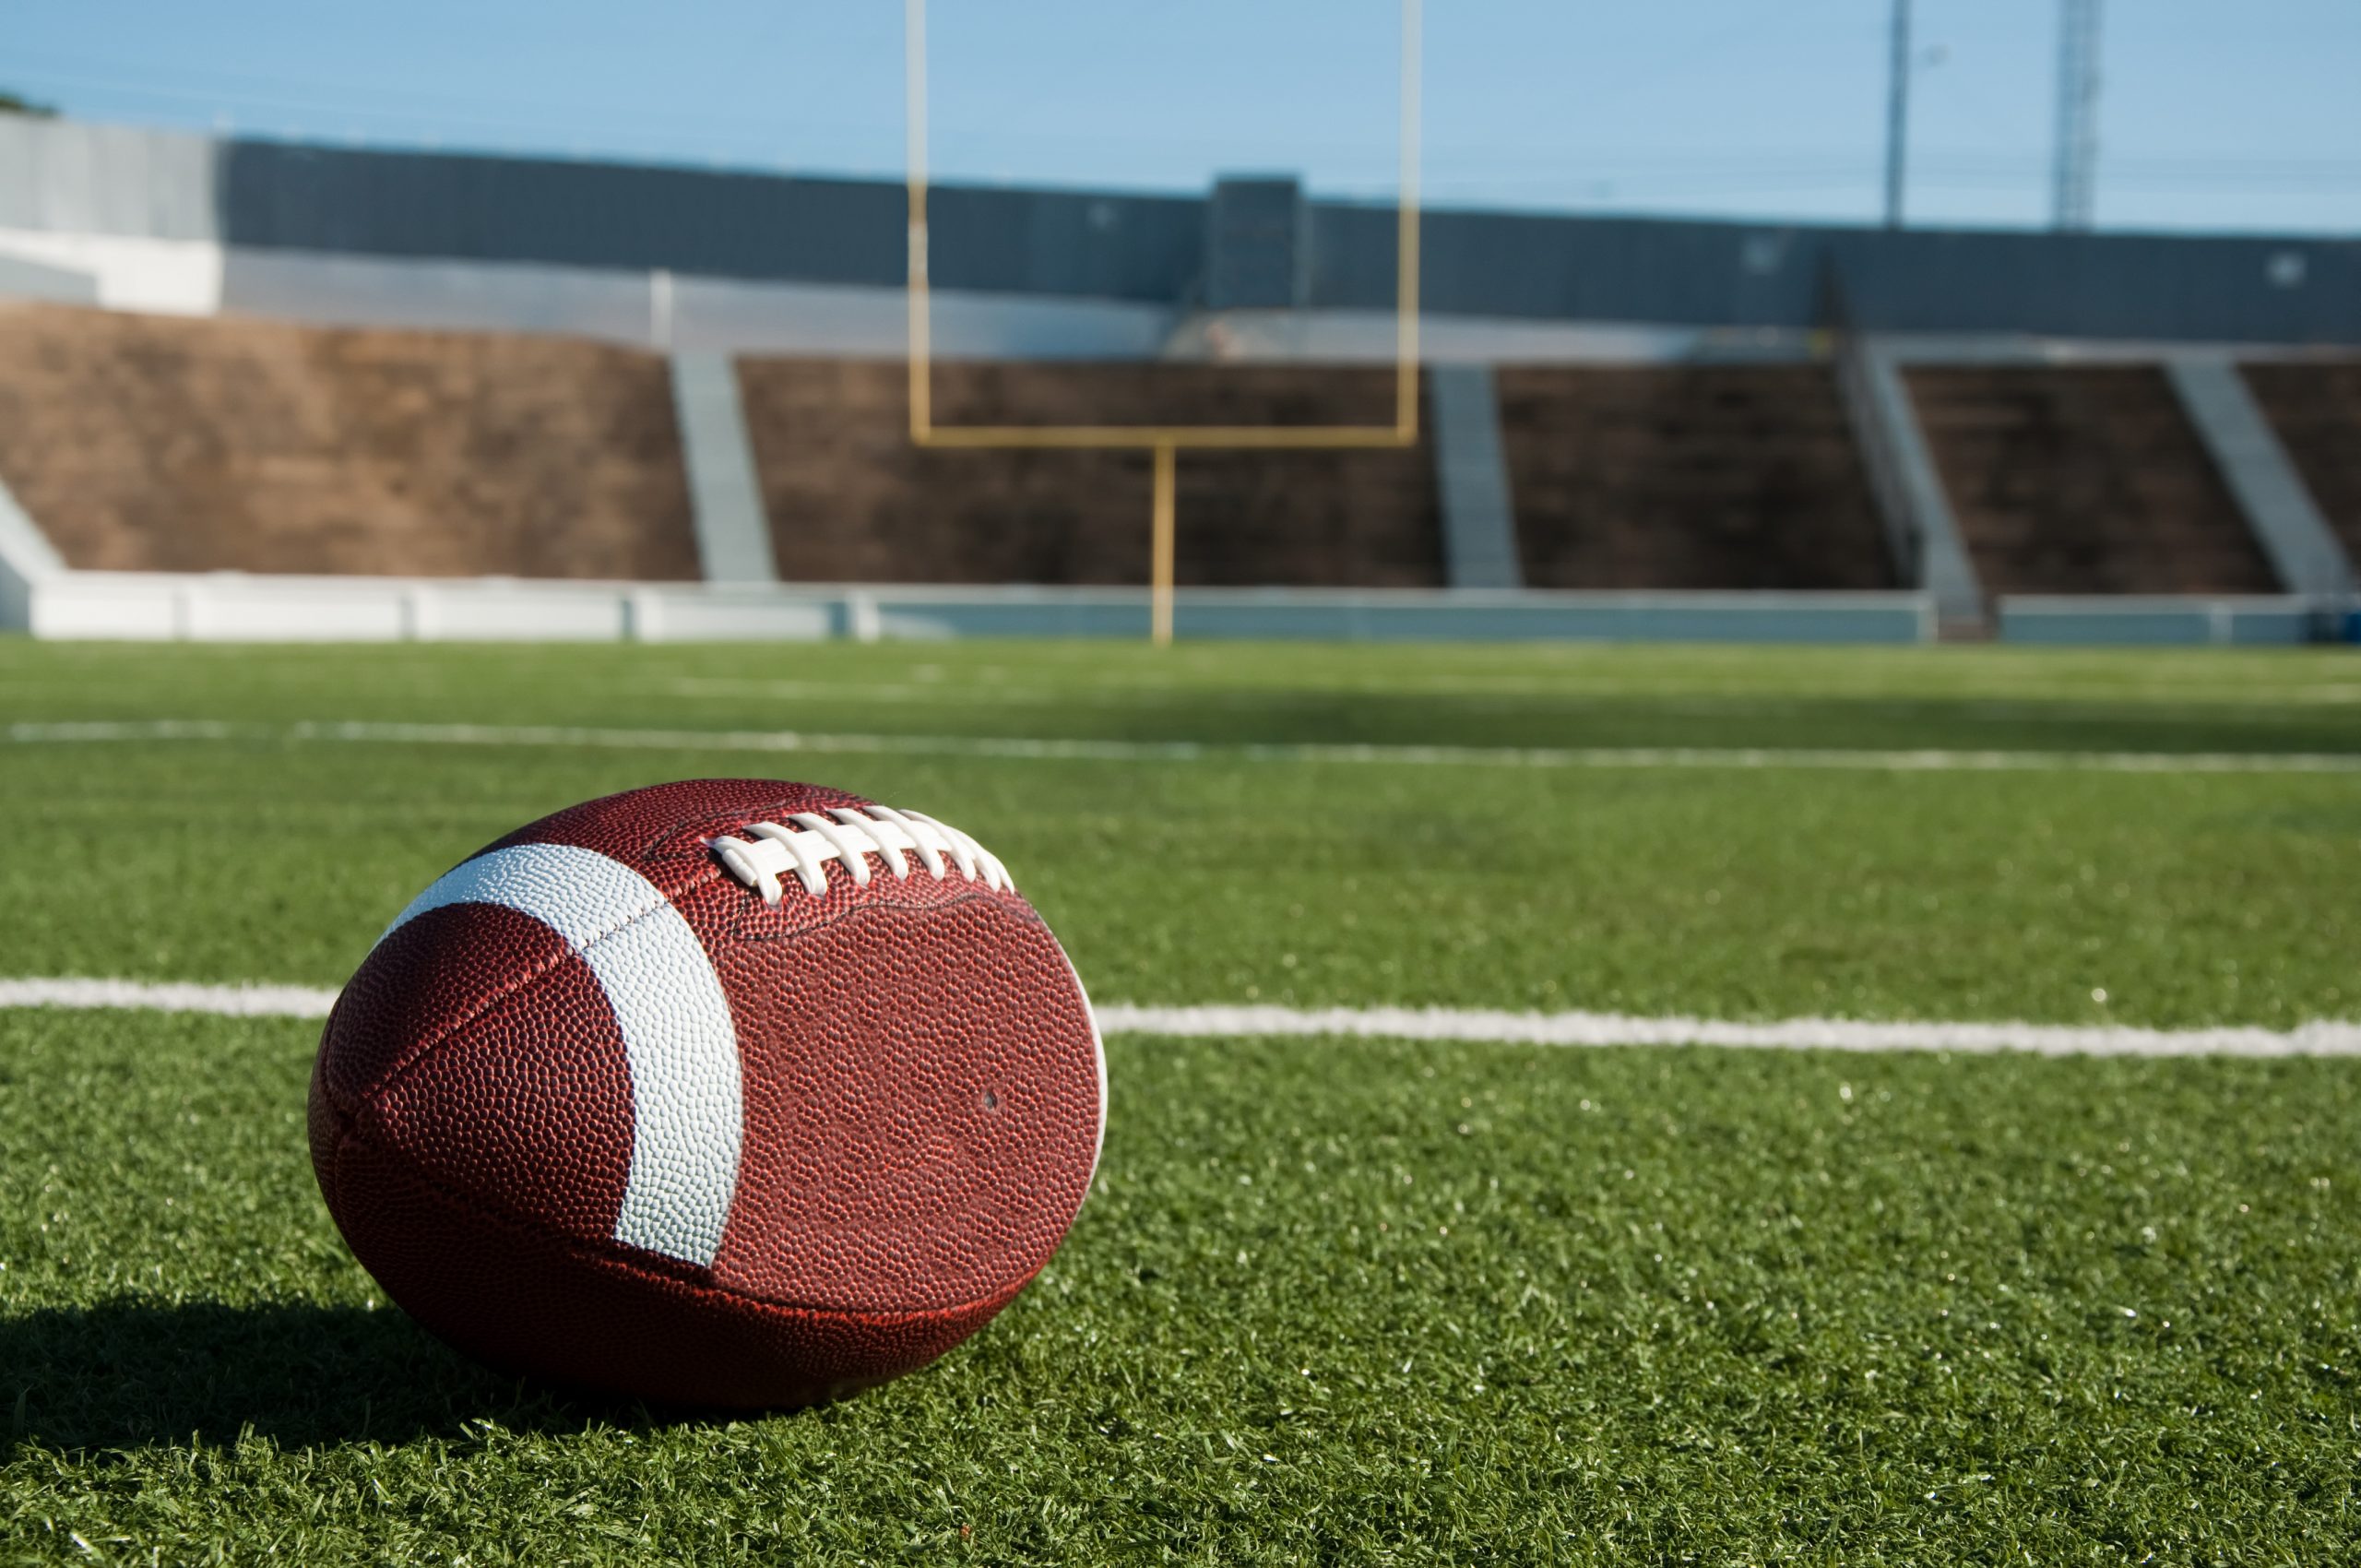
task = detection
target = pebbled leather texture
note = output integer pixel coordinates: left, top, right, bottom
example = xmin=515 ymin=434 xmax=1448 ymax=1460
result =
xmin=310 ymin=778 xmax=1104 ymax=1409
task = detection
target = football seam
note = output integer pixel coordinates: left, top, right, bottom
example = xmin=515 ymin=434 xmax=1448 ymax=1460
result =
xmin=330 ymin=1124 xmax=1045 ymax=1325
xmin=350 ymin=867 xmax=1033 ymax=1111
xmin=721 ymin=877 xmax=1029 ymax=947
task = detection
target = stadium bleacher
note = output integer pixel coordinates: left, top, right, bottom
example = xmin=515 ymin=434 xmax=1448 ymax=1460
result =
xmin=1 ymin=296 xmax=2355 ymax=637
xmin=738 ymin=360 xmax=1440 ymax=588
xmin=1906 ymin=364 xmax=2279 ymax=597
xmin=1496 ymin=365 xmax=1897 ymax=590
xmin=0 ymin=303 xmax=698 ymax=580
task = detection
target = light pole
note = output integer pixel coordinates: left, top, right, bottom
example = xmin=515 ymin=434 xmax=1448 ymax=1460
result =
xmin=1882 ymin=0 xmax=1911 ymax=227
xmin=2051 ymin=0 xmax=2102 ymax=230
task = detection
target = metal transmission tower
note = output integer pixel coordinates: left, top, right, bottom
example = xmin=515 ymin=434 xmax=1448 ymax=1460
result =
xmin=1882 ymin=0 xmax=1911 ymax=227
xmin=2051 ymin=0 xmax=2102 ymax=230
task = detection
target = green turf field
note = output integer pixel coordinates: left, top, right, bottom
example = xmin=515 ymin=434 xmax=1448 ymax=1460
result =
xmin=4 ymin=641 xmax=2358 ymax=1562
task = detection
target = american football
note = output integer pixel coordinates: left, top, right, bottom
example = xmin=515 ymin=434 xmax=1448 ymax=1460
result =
xmin=306 ymin=778 xmax=1106 ymax=1408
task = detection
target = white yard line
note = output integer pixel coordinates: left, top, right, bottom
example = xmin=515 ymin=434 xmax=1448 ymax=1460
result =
xmin=6 ymin=719 xmax=2361 ymax=775
xmin=5 ymin=977 xmax=2355 ymax=1057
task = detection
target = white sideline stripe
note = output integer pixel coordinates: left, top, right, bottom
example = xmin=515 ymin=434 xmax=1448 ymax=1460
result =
xmin=7 ymin=719 xmax=2361 ymax=775
xmin=382 ymin=843 xmax=744 ymax=1268
xmin=0 ymin=977 xmax=341 ymax=1016
xmin=1092 ymin=1004 xmax=2361 ymax=1059
xmin=6 ymin=978 xmax=2359 ymax=1059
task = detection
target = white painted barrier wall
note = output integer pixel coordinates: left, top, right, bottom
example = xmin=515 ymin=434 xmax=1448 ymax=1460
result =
xmin=6 ymin=568 xmax=1940 ymax=646
xmin=1995 ymin=595 xmax=2335 ymax=646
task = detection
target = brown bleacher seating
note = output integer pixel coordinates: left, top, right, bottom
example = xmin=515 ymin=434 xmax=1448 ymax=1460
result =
xmin=734 ymin=360 xmax=1443 ymax=588
xmin=1906 ymin=365 xmax=2274 ymax=596
xmin=1493 ymin=365 xmax=1897 ymax=590
xmin=2238 ymin=360 xmax=2361 ymax=563
xmin=0 ymin=303 xmax=699 ymax=578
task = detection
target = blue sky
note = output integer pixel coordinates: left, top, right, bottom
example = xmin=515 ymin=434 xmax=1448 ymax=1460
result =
xmin=5 ymin=1 xmax=2357 ymax=234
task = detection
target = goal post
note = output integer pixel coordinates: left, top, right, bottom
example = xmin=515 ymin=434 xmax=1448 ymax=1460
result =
xmin=903 ymin=0 xmax=1424 ymax=643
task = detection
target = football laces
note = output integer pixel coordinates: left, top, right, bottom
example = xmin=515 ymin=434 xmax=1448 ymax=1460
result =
xmin=709 ymin=804 xmax=1011 ymax=904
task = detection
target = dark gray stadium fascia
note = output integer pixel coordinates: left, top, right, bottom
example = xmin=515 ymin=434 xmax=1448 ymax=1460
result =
xmin=1310 ymin=200 xmax=2361 ymax=344
xmin=47 ymin=126 xmax=2341 ymax=348
xmin=216 ymin=137 xmax=1204 ymax=302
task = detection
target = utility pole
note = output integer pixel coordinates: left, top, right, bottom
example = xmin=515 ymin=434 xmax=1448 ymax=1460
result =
xmin=2051 ymin=0 xmax=2102 ymax=230
xmin=1882 ymin=0 xmax=1910 ymax=227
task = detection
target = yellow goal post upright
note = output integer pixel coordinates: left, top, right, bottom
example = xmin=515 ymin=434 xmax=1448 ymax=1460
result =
xmin=904 ymin=0 xmax=1424 ymax=644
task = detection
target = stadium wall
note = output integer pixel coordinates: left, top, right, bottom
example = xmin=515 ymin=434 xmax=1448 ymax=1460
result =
xmin=4 ymin=119 xmax=2358 ymax=347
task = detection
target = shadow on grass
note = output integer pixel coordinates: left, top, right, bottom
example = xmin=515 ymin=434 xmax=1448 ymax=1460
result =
xmin=2 ymin=1299 xmax=669 ymax=1453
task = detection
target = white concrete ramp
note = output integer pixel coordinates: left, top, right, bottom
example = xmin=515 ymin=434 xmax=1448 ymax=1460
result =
xmin=1429 ymin=365 xmax=1523 ymax=589
xmin=668 ymin=353 xmax=779 ymax=585
xmin=2167 ymin=355 xmax=2355 ymax=599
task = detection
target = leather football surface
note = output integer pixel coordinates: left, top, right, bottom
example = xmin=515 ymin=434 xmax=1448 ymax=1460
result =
xmin=308 ymin=778 xmax=1105 ymax=1409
